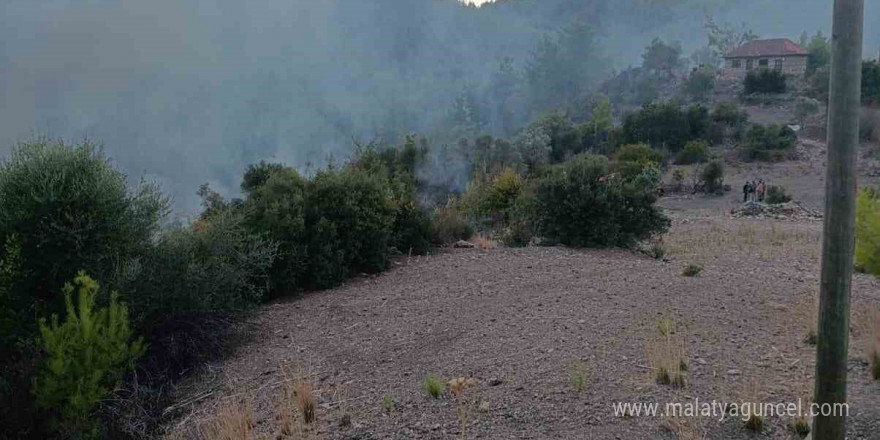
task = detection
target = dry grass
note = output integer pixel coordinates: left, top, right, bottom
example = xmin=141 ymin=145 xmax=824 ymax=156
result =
xmin=647 ymin=318 xmax=688 ymax=388
xmin=665 ymin=219 xmax=821 ymax=264
xmin=567 ymin=361 xmax=589 ymax=392
xmin=422 ymin=373 xmax=445 ymax=398
xmin=472 ymin=233 xmax=496 ymax=250
xmin=276 ymin=362 xmax=319 ymax=439
xmin=447 ymin=377 xmax=479 ymax=439
xmin=200 ymin=395 xmax=254 ymax=440
xmin=742 ymin=380 xmax=763 ymax=432
xmin=854 ymin=306 xmax=880 ymax=380
xmin=660 ymin=414 xmax=706 ymax=440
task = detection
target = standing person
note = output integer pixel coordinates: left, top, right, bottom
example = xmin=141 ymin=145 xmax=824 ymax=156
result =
xmin=743 ymin=181 xmax=750 ymax=202
xmin=757 ymin=179 xmax=766 ymax=202
xmin=749 ymin=180 xmax=757 ymax=202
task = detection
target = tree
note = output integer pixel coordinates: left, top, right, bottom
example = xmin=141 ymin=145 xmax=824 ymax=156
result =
xmin=806 ymin=31 xmax=831 ymax=75
xmin=642 ymin=38 xmax=684 ymax=77
xmin=683 ymin=67 xmax=716 ymax=102
xmin=704 ymin=15 xmax=759 ymax=58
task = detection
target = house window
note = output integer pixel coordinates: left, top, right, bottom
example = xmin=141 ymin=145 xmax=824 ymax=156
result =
xmin=746 ymin=59 xmax=754 ymax=70
xmin=774 ymin=59 xmax=783 ymax=71
xmin=731 ymin=59 xmax=741 ymax=68
xmin=759 ymin=58 xmax=769 ymax=67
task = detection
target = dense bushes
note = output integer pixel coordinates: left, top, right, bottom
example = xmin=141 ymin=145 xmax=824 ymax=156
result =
xmin=856 ymin=189 xmax=880 ymax=275
xmin=744 ymin=68 xmax=787 ymax=95
xmin=0 ymin=140 xmax=168 ymax=336
xmin=683 ymin=67 xmax=715 ymax=102
xmin=675 ymin=140 xmax=708 ymax=165
xmin=305 ymin=168 xmax=396 ymax=289
xmin=620 ymin=102 xmax=710 ymax=152
xmin=118 ymin=208 xmax=277 ymax=324
xmin=34 ymin=273 xmax=145 ymax=437
xmin=533 ymin=154 xmax=669 ymax=247
xmin=739 ymin=124 xmax=797 ymax=162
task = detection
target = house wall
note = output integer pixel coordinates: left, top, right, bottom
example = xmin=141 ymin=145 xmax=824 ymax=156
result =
xmin=720 ymin=56 xmax=807 ymax=81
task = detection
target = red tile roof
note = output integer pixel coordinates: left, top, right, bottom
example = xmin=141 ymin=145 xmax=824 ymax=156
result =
xmin=724 ymin=39 xmax=808 ymax=58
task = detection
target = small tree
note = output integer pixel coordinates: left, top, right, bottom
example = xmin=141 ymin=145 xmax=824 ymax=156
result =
xmin=684 ymin=67 xmax=716 ymax=102
xmin=795 ymin=97 xmax=821 ymax=124
xmin=675 ymin=140 xmax=708 ymax=165
xmin=34 ymin=272 xmax=145 ymax=436
xmin=700 ymin=160 xmax=725 ymax=195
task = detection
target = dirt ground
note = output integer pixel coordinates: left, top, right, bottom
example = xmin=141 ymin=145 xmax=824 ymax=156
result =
xmin=163 ymin=207 xmax=880 ymax=439
xmin=162 ymin=118 xmax=880 ymax=439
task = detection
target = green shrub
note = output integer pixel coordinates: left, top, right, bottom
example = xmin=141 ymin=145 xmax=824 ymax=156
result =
xmin=711 ymin=102 xmax=749 ymax=142
xmin=700 ymin=160 xmax=725 ymax=195
xmin=681 ymin=265 xmax=702 ymax=277
xmin=533 ymin=154 xmax=669 ymax=248
xmin=431 ymin=205 xmax=473 ymax=245
xmin=305 ymin=167 xmax=396 ymax=289
xmin=118 ymin=208 xmax=276 ymax=323
xmin=621 ymin=103 xmax=710 ymax=152
xmin=242 ymin=163 xmax=308 ymax=291
xmin=421 ymin=374 xmax=445 ymax=399
xmin=34 ymin=272 xmax=145 ymax=437
xmin=242 ymin=167 xmax=308 ymax=292
xmin=764 ymin=185 xmax=792 ymax=204
xmin=856 ymin=190 xmax=880 ymax=275
xmin=740 ymin=124 xmax=797 ymax=162
xmin=683 ymin=67 xmax=715 ymax=102
xmin=744 ymin=68 xmax=787 ymax=94
xmin=0 ymin=140 xmax=168 ymax=327
xmin=675 ymin=140 xmax=708 ymax=165
xmin=794 ymin=97 xmax=821 ymax=124
xmin=615 ymin=143 xmax=664 ymax=180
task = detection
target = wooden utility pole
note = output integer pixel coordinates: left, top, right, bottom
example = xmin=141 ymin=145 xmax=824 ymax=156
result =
xmin=813 ymin=0 xmax=864 ymax=438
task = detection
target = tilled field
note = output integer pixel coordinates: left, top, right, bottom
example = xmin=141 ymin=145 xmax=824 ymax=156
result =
xmin=166 ymin=216 xmax=880 ymax=440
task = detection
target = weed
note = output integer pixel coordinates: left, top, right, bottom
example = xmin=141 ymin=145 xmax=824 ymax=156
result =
xmin=297 ymin=383 xmax=316 ymax=424
xmin=643 ymin=238 xmax=667 ymax=260
xmin=422 ymin=373 xmax=445 ymax=399
xmin=203 ymin=396 xmax=254 ymax=440
xmin=569 ymin=365 xmax=587 ymax=392
xmin=648 ymin=317 xmax=688 ymax=388
xmin=793 ymin=416 xmax=810 ymax=437
xmin=447 ymin=377 xmax=479 ymax=439
xmin=658 ymin=318 xmax=675 ymax=337
xmin=743 ymin=381 xmax=763 ymax=432
xmin=681 ymin=265 xmax=702 ymax=277
xmin=472 ymin=234 xmax=496 ymax=250
xmin=671 ymin=372 xmax=686 ymax=389
xmin=656 ymin=367 xmax=671 ymax=385
xmin=804 ymin=328 xmax=817 ymax=345
xmin=382 ymin=395 xmax=396 ymax=415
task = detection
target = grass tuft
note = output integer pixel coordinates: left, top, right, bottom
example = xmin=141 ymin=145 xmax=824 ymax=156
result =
xmin=681 ymin=265 xmax=702 ymax=277
xmin=422 ymin=373 xmax=445 ymax=399
xmin=382 ymin=395 xmax=396 ymax=415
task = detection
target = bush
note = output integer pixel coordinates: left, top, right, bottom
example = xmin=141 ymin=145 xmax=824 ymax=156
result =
xmin=795 ymin=97 xmax=821 ymax=124
xmin=675 ymin=140 xmax=708 ymax=165
xmin=119 ymin=208 xmax=276 ymax=321
xmin=431 ymin=205 xmax=473 ymax=245
xmin=681 ymin=265 xmax=702 ymax=277
xmin=860 ymin=108 xmax=880 ymax=143
xmin=305 ymin=168 xmax=396 ymax=289
xmin=744 ymin=68 xmax=787 ymax=95
xmin=242 ymin=167 xmax=308 ymax=293
xmin=621 ymin=103 xmax=710 ymax=152
xmin=683 ymin=67 xmax=715 ymax=102
xmin=764 ymin=185 xmax=792 ymax=204
xmin=533 ymin=154 xmax=669 ymax=248
xmin=700 ymin=160 xmax=725 ymax=195
xmin=34 ymin=272 xmax=145 ymax=437
xmin=710 ymin=102 xmax=749 ymax=143
xmin=855 ymin=190 xmax=880 ymax=275
xmin=0 ymin=140 xmax=168 ymax=331
xmin=740 ymin=124 xmax=797 ymax=162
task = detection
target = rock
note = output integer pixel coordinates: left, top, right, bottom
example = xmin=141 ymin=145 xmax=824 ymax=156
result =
xmin=454 ymin=240 xmax=476 ymax=249
xmin=727 ymin=369 xmax=741 ymax=376
xmin=488 ymin=377 xmax=503 ymax=386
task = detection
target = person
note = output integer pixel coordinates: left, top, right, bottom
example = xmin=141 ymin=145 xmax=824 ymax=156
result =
xmin=743 ymin=181 xmax=750 ymax=202
xmin=757 ymin=179 xmax=766 ymax=202
xmin=749 ymin=180 xmax=757 ymax=202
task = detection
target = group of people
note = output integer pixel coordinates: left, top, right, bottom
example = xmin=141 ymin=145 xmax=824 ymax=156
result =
xmin=742 ymin=179 xmax=767 ymax=203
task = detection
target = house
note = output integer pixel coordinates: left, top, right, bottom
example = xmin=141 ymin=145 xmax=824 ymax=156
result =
xmin=721 ymin=38 xmax=809 ymax=80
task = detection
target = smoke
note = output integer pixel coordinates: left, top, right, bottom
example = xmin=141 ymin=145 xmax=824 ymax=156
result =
xmin=1 ymin=0 xmax=877 ymax=213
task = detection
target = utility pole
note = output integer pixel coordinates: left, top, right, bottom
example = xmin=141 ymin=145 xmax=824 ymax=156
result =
xmin=813 ymin=0 xmax=864 ymax=438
